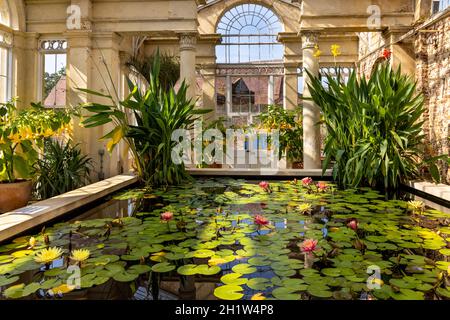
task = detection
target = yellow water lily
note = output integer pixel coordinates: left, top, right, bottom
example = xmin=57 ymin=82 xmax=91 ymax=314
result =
xmin=330 ymin=44 xmax=341 ymax=57
xmin=297 ymin=203 xmax=313 ymax=214
xmin=251 ymin=293 xmax=266 ymax=300
xmin=70 ymin=249 xmax=91 ymax=262
xmin=34 ymin=247 xmax=63 ymax=264
xmin=28 ymin=237 xmax=36 ymax=249
xmin=7 ymin=132 xmax=21 ymax=144
xmin=408 ymin=200 xmax=425 ymax=212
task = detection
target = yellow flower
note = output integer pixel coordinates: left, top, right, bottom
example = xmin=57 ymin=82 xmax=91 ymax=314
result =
xmin=330 ymin=44 xmax=341 ymax=57
xmin=28 ymin=237 xmax=36 ymax=249
xmin=34 ymin=247 xmax=63 ymax=264
xmin=313 ymin=45 xmax=322 ymax=58
xmin=408 ymin=200 xmax=425 ymax=212
xmin=43 ymin=128 xmax=54 ymax=138
xmin=8 ymin=132 xmax=21 ymax=144
xmin=251 ymin=293 xmax=266 ymax=300
xmin=70 ymin=249 xmax=90 ymax=262
xmin=298 ymin=203 xmax=313 ymax=214
xmin=0 ymin=136 xmax=5 ymax=145
xmin=19 ymin=127 xmax=34 ymax=140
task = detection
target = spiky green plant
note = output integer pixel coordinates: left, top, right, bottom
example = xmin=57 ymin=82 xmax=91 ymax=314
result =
xmin=32 ymin=139 xmax=92 ymax=199
xmin=79 ymin=52 xmax=210 ymax=187
xmin=306 ymin=63 xmax=435 ymax=192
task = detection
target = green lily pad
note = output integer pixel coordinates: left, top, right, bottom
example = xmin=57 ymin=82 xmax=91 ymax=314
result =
xmin=0 ymin=275 xmax=19 ymax=286
xmin=221 ymin=273 xmax=248 ymax=285
xmin=247 ymin=278 xmax=271 ymax=290
xmin=214 ymin=285 xmax=244 ymax=300
xmin=271 ymin=287 xmax=301 ymax=300
xmin=177 ymin=264 xmax=198 ymax=276
xmin=128 ymin=265 xmax=152 ymax=274
xmin=195 ymin=264 xmax=221 ymax=275
xmin=232 ymin=264 xmax=257 ymax=275
xmin=113 ymin=271 xmax=139 ymax=282
xmin=151 ymin=262 xmax=176 ymax=273
xmin=3 ymin=283 xmax=25 ymax=299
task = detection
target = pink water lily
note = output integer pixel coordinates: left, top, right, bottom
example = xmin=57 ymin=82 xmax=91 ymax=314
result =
xmin=259 ymin=181 xmax=272 ymax=193
xmin=300 ymin=239 xmax=318 ymax=253
xmin=316 ymin=182 xmax=328 ymax=192
xmin=302 ymin=177 xmax=313 ymax=186
xmin=161 ymin=211 xmax=173 ymax=222
xmin=254 ymin=214 xmax=269 ymax=227
xmin=347 ymin=218 xmax=359 ymax=231
xmin=259 ymin=181 xmax=270 ymax=190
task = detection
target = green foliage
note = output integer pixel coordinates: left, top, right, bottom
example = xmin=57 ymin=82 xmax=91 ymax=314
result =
xmin=306 ymin=63 xmax=432 ymax=191
xmin=32 ymin=139 xmax=93 ymax=200
xmin=257 ymin=105 xmax=303 ymax=161
xmin=80 ymin=51 xmax=210 ymax=187
xmin=126 ymin=52 xmax=180 ymax=91
xmin=0 ymin=99 xmax=72 ymax=183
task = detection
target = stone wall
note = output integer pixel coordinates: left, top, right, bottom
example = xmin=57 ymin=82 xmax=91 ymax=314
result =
xmin=415 ymin=13 xmax=450 ymax=183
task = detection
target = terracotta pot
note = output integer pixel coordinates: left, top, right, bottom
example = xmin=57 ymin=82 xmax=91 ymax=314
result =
xmin=292 ymin=161 xmax=303 ymax=169
xmin=0 ymin=180 xmax=32 ymax=213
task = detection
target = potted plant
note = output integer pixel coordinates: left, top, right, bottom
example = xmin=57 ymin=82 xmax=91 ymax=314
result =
xmin=257 ymin=105 xmax=303 ymax=168
xmin=0 ymin=99 xmax=71 ymax=213
xmin=198 ymin=117 xmax=227 ymax=169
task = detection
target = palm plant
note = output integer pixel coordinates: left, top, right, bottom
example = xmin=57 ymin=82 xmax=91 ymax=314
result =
xmin=80 ymin=52 xmax=210 ymax=187
xmin=306 ymin=63 xmax=436 ymax=192
xmin=32 ymin=139 xmax=92 ymax=199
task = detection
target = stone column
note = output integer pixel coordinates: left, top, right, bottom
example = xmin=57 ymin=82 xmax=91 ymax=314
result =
xmin=178 ymin=33 xmax=197 ymax=100
xmin=301 ymin=31 xmax=321 ymax=169
xmin=65 ymin=30 xmax=97 ymax=178
xmin=283 ymin=66 xmax=298 ymax=111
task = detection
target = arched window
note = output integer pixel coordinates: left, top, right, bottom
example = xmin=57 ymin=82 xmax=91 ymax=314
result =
xmin=216 ymin=4 xmax=283 ymax=63
xmin=0 ymin=0 xmax=10 ymax=26
xmin=0 ymin=0 xmax=12 ymax=103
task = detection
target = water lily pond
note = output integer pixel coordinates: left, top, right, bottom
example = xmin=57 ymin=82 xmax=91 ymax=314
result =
xmin=1 ymin=178 xmax=450 ymax=300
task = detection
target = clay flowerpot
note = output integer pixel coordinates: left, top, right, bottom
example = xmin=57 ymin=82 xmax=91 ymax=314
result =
xmin=292 ymin=162 xmax=303 ymax=169
xmin=0 ymin=180 xmax=32 ymax=213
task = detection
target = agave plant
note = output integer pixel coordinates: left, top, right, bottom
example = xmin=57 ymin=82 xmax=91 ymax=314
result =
xmin=306 ymin=63 xmax=435 ymax=192
xmin=80 ymin=52 xmax=210 ymax=187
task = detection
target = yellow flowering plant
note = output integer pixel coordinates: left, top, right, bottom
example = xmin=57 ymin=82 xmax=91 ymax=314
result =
xmin=0 ymin=99 xmax=72 ymax=183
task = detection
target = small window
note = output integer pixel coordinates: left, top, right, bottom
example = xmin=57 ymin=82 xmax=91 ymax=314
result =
xmin=432 ymin=0 xmax=449 ymax=14
xmin=40 ymin=40 xmax=67 ymax=108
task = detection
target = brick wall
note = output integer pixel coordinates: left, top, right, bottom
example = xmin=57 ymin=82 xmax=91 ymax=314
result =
xmin=356 ymin=13 xmax=450 ymax=183
xmin=415 ymin=13 xmax=450 ymax=183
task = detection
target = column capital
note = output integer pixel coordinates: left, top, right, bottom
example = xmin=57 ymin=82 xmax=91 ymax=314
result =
xmin=301 ymin=30 xmax=320 ymax=49
xmin=178 ymin=32 xmax=198 ymax=51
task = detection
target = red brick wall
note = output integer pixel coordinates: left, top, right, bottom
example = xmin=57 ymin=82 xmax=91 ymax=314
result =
xmin=415 ymin=14 xmax=450 ymax=183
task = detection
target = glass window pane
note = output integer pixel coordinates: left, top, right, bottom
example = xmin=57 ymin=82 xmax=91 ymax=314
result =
xmin=43 ymin=53 xmax=67 ymax=107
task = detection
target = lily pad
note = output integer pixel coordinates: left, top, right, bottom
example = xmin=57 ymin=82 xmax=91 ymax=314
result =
xmin=151 ymin=262 xmax=176 ymax=273
xmin=214 ymin=285 xmax=244 ymax=300
xmin=232 ymin=264 xmax=257 ymax=275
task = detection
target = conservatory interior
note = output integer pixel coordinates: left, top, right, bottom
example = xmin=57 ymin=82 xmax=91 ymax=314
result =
xmin=0 ymin=0 xmax=449 ymax=301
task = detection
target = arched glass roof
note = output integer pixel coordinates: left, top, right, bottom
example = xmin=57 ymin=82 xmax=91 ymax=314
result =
xmin=0 ymin=0 xmax=10 ymax=27
xmin=217 ymin=3 xmax=283 ymax=36
xmin=216 ymin=4 xmax=283 ymax=64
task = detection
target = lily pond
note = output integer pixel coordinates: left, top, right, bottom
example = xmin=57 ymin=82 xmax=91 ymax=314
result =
xmin=1 ymin=178 xmax=450 ymax=300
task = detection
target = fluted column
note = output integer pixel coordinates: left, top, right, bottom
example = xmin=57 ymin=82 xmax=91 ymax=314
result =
xmin=301 ymin=31 xmax=321 ymax=169
xmin=178 ymin=33 xmax=197 ymax=100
